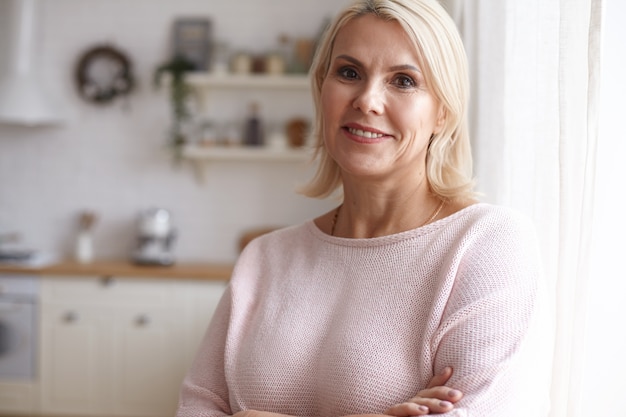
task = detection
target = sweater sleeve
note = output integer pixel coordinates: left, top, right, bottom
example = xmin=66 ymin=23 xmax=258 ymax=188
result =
xmin=176 ymin=285 xmax=233 ymax=417
xmin=430 ymin=211 xmax=553 ymax=417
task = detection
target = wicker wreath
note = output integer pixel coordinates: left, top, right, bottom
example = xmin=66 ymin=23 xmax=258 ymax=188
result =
xmin=75 ymin=45 xmax=134 ymax=104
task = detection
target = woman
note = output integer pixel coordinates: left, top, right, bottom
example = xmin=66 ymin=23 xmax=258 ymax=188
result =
xmin=176 ymin=0 xmax=553 ymax=416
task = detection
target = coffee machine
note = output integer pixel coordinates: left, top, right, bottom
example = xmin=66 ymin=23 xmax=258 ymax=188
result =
xmin=132 ymin=208 xmax=176 ymax=266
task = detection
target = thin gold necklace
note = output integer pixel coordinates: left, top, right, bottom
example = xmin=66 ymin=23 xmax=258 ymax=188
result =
xmin=330 ymin=199 xmax=445 ymax=237
xmin=422 ymin=199 xmax=445 ymax=227
xmin=330 ymin=204 xmax=342 ymax=236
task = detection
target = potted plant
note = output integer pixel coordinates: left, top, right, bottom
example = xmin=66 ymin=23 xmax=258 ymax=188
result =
xmin=153 ymin=56 xmax=196 ymax=163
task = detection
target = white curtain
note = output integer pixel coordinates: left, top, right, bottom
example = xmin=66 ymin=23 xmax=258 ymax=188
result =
xmin=580 ymin=1 xmax=626 ymax=415
xmin=440 ymin=0 xmax=604 ymax=416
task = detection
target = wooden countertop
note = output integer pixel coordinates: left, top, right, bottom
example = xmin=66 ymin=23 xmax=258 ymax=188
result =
xmin=0 ymin=260 xmax=233 ymax=281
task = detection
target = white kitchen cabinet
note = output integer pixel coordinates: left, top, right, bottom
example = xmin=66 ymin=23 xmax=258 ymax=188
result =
xmin=177 ymin=280 xmax=227 ymax=365
xmin=110 ymin=304 xmax=186 ymax=417
xmin=40 ymin=301 xmax=111 ymax=415
xmin=0 ymin=382 xmax=40 ymax=415
xmin=39 ymin=276 xmax=227 ymax=417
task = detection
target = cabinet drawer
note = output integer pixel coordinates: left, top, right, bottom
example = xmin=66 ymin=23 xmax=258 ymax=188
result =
xmin=41 ymin=276 xmax=176 ymax=305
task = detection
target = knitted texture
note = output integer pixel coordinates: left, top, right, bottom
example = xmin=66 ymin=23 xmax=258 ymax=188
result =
xmin=177 ymin=204 xmax=553 ymax=417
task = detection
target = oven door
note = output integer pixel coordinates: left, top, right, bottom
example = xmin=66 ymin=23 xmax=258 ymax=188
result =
xmin=0 ymin=298 xmax=37 ymax=380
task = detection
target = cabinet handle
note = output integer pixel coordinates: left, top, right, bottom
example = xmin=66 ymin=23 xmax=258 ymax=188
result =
xmin=63 ymin=311 xmax=79 ymax=323
xmin=100 ymin=275 xmax=115 ymax=287
xmin=135 ymin=314 xmax=151 ymax=327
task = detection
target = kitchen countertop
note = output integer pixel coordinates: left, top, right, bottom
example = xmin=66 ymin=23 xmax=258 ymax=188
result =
xmin=0 ymin=260 xmax=233 ymax=281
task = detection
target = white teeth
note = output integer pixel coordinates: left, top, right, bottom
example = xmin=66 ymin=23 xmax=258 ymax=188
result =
xmin=348 ymin=128 xmax=384 ymax=139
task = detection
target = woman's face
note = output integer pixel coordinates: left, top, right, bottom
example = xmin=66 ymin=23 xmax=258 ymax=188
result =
xmin=321 ymin=14 xmax=444 ymax=184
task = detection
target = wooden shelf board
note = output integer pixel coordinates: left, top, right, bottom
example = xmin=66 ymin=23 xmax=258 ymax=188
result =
xmin=184 ymin=72 xmax=311 ymax=89
xmin=182 ymin=145 xmax=312 ymax=162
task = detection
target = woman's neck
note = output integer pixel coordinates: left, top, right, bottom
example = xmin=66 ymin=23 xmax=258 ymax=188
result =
xmin=333 ymin=180 xmax=443 ymax=238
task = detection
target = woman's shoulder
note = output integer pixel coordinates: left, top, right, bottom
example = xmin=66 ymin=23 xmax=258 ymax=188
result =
xmin=444 ymin=200 xmax=535 ymax=228
xmin=448 ymin=202 xmax=541 ymax=261
xmin=230 ymin=222 xmax=314 ymax=284
xmin=439 ymin=201 xmax=539 ymax=249
xmin=239 ymin=222 xmax=315 ymax=254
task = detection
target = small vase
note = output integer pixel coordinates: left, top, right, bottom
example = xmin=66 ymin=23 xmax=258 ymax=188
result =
xmin=75 ymin=231 xmax=93 ymax=264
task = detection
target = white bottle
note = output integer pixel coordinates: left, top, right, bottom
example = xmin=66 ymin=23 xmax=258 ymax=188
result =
xmin=75 ymin=231 xmax=93 ymax=264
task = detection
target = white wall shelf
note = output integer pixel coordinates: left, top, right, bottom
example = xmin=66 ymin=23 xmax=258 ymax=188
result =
xmin=165 ymin=73 xmax=314 ymax=183
xmin=182 ymin=145 xmax=311 ymax=162
xmin=182 ymin=145 xmax=313 ymax=183
xmin=185 ymin=73 xmax=311 ymax=111
xmin=184 ymin=72 xmax=311 ymax=90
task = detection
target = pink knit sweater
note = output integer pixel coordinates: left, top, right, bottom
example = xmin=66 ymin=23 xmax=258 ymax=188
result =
xmin=177 ymin=204 xmax=553 ymax=417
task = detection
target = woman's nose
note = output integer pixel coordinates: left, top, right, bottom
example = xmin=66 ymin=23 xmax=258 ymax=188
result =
xmin=352 ymin=82 xmax=385 ymax=115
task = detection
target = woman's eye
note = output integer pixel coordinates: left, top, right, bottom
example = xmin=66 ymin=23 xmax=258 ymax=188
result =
xmin=338 ymin=67 xmax=359 ymax=80
xmin=393 ymin=75 xmax=416 ymax=88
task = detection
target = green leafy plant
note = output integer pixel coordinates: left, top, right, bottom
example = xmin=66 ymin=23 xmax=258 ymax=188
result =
xmin=153 ymin=56 xmax=196 ymax=162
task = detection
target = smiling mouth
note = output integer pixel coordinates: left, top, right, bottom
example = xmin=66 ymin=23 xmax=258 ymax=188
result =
xmin=346 ymin=127 xmax=385 ymax=139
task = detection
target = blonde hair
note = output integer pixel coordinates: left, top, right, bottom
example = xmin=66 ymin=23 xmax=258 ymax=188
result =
xmin=301 ymin=0 xmax=475 ymax=200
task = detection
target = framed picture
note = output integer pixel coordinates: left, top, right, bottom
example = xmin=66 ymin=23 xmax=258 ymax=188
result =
xmin=172 ymin=18 xmax=212 ymax=71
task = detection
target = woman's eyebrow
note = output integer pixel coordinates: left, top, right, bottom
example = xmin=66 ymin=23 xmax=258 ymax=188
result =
xmin=334 ymin=54 xmax=421 ymax=73
xmin=389 ymin=64 xmax=421 ymax=73
xmin=335 ymin=54 xmax=362 ymax=67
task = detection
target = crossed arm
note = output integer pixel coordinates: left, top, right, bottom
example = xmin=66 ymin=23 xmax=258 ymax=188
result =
xmin=231 ymin=367 xmax=463 ymax=417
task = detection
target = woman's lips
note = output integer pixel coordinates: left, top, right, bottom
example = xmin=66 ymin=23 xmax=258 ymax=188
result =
xmin=346 ymin=127 xmax=384 ymax=139
xmin=343 ymin=124 xmax=392 ymax=142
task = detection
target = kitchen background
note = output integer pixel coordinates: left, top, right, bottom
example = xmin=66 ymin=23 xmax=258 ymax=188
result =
xmin=0 ymin=0 xmax=355 ymax=264
xmin=0 ymin=1 xmax=624 ymax=416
